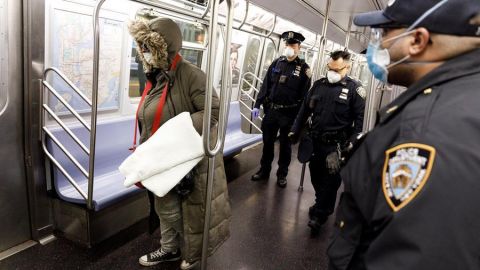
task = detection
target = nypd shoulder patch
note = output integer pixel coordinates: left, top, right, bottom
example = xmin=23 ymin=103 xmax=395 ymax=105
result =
xmin=382 ymin=143 xmax=436 ymax=212
xmin=356 ymin=87 xmax=366 ymax=99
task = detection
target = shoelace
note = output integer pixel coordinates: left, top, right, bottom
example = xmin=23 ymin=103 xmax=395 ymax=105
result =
xmin=150 ymin=249 xmax=168 ymax=259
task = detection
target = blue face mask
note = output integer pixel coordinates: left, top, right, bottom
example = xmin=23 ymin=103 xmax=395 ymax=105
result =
xmin=366 ymin=43 xmax=389 ymax=82
xmin=366 ymin=0 xmax=450 ymax=83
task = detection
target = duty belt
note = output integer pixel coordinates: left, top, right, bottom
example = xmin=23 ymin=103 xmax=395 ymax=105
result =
xmin=310 ymin=130 xmax=348 ymax=145
xmin=270 ymin=103 xmax=298 ymax=110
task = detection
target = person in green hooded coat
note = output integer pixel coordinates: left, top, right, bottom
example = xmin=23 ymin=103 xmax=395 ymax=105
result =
xmin=128 ymin=17 xmax=231 ymax=269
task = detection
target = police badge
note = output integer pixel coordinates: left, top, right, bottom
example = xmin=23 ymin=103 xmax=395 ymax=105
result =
xmin=382 ymin=143 xmax=436 ymax=212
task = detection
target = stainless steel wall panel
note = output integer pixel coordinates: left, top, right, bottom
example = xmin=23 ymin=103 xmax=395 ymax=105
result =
xmin=0 ymin=0 xmax=32 ymax=252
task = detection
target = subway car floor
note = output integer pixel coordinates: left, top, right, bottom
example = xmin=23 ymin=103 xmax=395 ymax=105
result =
xmin=1 ymin=143 xmax=337 ymax=270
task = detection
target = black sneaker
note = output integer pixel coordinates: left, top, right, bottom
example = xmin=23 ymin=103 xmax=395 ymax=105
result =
xmin=308 ymin=218 xmax=322 ymax=235
xmin=277 ymin=176 xmax=287 ymax=188
xmin=251 ymin=170 xmax=270 ymax=181
xmin=138 ymin=248 xmax=181 ymax=266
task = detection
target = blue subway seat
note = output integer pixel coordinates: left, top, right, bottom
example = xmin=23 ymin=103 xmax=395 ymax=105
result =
xmin=46 ymin=102 xmax=261 ymax=210
xmin=46 ymin=116 xmax=144 ymax=211
xmin=223 ymin=101 xmax=262 ymax=157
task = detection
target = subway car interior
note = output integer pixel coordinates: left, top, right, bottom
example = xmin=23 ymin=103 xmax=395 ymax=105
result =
xmin=1 ymin=0 xmax=406 ymax=269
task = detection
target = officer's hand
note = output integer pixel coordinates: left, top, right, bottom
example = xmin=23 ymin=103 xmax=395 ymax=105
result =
xmin=288 ymin=132 xmax=299 ymax=144
xmin=325 ymin=151 xmax=341 ymax=174
xmin=252 ymin=108 xmax=260 ymax=119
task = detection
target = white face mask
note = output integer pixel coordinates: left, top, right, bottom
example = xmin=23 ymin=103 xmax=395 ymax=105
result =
xmin=143 ymin=52 xmax=154 ymax=65
xmin=327 ymin=70 xmax=342 ymax=84
xmin=284 ymin=47 xmax=295 ymax=58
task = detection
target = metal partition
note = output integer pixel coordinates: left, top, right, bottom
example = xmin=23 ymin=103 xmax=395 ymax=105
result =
xmin=201 ymin=0 xmax=233 ymax=268
xmin=40 ymin=68 xmax=91 ymax=203
xmin=238 ymin=71 xmax=263 ymax=132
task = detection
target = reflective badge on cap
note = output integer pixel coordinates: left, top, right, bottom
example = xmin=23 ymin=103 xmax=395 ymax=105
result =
xmin=387 ymin=0 xmax=396 ymax=7
xmin=382 ymin=143 xmax=436 ymax=212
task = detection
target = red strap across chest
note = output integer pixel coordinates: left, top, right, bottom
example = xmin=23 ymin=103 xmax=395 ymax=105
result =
xmin=130 ymin=53 xmax=181 ymax=151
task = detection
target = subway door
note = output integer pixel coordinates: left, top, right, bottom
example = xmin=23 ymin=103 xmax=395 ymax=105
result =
xmin=0 ymin=0 xmax=32 ymax=252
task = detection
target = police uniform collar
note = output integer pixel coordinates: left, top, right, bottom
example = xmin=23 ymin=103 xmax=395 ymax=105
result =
xmin=378 ymin=48 xmax=480 ymax=124
xmin=280 ymin=55 xmax=301 ymax=64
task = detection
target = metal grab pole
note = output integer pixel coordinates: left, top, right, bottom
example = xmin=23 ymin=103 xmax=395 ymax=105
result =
xmin=313 ymin=0 xmax=331 ymax=81
xmin=88 ymin=0 xmax=107 ymax=210
xmin=344 ymin=15 xmax=353 ymax=50
xmin=298 ymin=163 xmax=307 ymax=191
xmin=201 ymin=0 xmax=233 ymax=269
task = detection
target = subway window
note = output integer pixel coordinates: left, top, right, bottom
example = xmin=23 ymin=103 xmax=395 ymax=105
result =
xmin=240 ymin=37 xmax=260 ymax=92
xmin=259 ymin=40 xmax=276 ymax=80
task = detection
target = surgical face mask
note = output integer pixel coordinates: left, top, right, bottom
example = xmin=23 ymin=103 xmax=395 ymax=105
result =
xmin=143 ymin=52 xmax=154 ymax=65
xmin=284 ymin=47 xmax=295 ymax=58
xmin=366 ymin=29 xmax=417 ymax=82
xmin=327 ymin=70 xmax=342 ymax=84
xmin=366 ymin=0 xmax=449 ymax=83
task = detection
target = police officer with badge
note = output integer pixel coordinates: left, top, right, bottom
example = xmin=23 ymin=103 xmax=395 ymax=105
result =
xmin=251 ymin=31 xmax=312 ymax=188
xmin=327 ymin=0 xmax=480 ymax=269
xmin=290 ymin=50 xmax=365 ymax=234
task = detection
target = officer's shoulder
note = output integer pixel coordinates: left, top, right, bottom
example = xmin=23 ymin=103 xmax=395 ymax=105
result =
xmin=312 ymin=77 xmax=328 ymax=87
xmin=346 ymin=76 xmax=362 ymax=87
xmin=345 ymin=77 xmax=366 ymax=99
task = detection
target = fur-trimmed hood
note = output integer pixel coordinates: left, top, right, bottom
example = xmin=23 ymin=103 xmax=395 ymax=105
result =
xmin=128 ymin=18 xmax=182 ymax=72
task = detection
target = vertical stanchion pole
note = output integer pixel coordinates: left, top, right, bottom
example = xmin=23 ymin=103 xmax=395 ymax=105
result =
xmin=88 ymin=0 xmax=107 ymax=210
xmin=313 ymin=0 xmax=331 ymax=81
xmin=298 ymin=163 xmax=307 ymax=191
xmin=200 ymin=0 xmax=233 ymax=269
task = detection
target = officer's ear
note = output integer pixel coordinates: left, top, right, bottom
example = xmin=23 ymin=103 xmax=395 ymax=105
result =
xmin=409 ymin=27 xmax=430 ymax=56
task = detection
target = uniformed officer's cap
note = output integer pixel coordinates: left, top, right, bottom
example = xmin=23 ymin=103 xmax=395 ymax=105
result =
xmin=281 ymin=31 xmax=306 ymax=44
xmin=354 ymin=0 xmax=480 ymax=37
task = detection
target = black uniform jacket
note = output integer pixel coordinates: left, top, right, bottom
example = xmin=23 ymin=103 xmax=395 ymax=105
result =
xmin=254 ymin=56 xmax=311 ymax=109
xmin=292 ymin=76 xmax=365 ymax=141
xmin=328 ymin=48 xmax=480 ymax=270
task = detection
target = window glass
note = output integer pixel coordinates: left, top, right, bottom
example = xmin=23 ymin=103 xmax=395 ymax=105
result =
xmin=241 ymin=37 xmax=260 ymax=92
xmin=259 ymin=40 xmax=276 ymax=80
xmin=180 ymin=48 xmax=203 ymax=68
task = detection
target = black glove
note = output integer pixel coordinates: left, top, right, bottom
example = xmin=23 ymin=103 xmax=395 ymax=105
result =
xmin=325 ymin=151 xmax=341 ymax=174
xmin=288 ymin=132 xmax=300 ymax=144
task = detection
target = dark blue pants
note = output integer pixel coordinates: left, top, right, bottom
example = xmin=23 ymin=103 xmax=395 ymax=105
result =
xmin=260 ymin=109 xmax=295 ymax=177
xmin=309 ymin=142 xmax=342 ymax=222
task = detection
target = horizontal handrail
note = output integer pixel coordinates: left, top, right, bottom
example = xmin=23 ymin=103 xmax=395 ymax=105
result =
xmin=43 ymin=105 xmax=90 ymax=155
xmin=42 ymin=81 xmax=91 ymax=131
xmin=238 ymin=89 xmax=265 ymax=121
xmin=240 ymin=71 xmax=263 ymax=93
xmin=241 ymin=91 xmax=256 ymax=103
xmin=238 ymin=98 xmax=263 ymax=121
xmin=41 ymin=143 xmax=88 ymax=201
xmin=43 ymin=127 xmax=89 ymax=178
xmin=241 ymin=77 xmax=261 ymax=94
xmin=239 ymin=112 xmax=262 ymax=133
xmin=44 ymin=67 xmax=92 ymax=107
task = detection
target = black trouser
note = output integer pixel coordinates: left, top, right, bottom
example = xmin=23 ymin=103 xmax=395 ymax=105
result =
xmin=260 ymin=108 xmax=295 ymax=178
xmin=309 ymin=141 xmax=342 ymax=223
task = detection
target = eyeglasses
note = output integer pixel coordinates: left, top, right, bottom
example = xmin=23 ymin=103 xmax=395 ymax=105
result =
xmin=327 ymin=65 xmax=347 ymax=73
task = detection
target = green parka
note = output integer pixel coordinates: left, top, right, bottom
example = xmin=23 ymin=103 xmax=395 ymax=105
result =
xmin=131 ymin=17 xmax=231 ymax=263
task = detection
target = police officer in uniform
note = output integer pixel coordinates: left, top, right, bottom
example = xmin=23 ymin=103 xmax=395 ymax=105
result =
xmin=290 ymin=50 xmax=365 ymax=233
xmin=251 ymin=31 xmax=312 ymax=188
xmin=328 ymin=1 xmax=480 ymax=269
